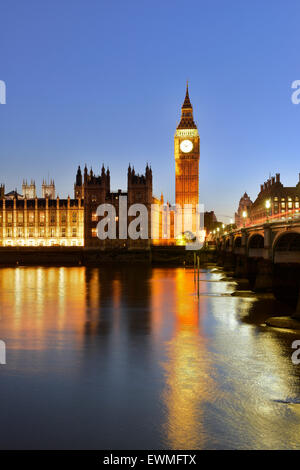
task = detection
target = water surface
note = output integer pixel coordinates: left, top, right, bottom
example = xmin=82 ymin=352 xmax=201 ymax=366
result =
xmin=0 ymin=265 xmax=300 ymax=449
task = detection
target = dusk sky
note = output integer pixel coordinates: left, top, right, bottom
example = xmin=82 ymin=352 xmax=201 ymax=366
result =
xmin=1 ymin=0 xmax=300 ymax=222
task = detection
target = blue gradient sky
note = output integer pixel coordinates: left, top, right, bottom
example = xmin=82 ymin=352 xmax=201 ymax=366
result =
xmin=1 ymin=0 xmax=300 ymax=221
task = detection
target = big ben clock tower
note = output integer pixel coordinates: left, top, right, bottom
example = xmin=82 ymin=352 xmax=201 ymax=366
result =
xmin=175 ymin=83 xmax=200 ymax=234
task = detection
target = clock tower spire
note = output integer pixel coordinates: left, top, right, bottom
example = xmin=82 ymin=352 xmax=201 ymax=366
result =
xmin=177 ymin=82 xmax=197 ymax=129
xmin=174 ymin=84 xmax=200 ymax=235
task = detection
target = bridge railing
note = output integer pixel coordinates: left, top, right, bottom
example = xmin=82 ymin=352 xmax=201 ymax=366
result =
xmin=210 ymin=209 xmax=300 ymax=244
xmin=238 ymin=208 xmax=300 ymax=229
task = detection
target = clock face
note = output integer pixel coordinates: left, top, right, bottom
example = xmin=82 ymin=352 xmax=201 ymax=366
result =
xmin=180 ymin=139 xmax=193 ymax=153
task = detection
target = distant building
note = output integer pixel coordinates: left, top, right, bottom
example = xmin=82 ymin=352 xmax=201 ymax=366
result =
xmin=5 ymin=190 xmax=23 ymax=200
xmin=235 ymin=192 xmax=253 ymax=227
xmin=249 ymin=173 xmax=300 ymax=224
xmin=204 ymin=211 xmax=217 ymax=233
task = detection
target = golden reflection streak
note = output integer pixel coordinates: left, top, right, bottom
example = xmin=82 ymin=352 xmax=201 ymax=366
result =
xmin=160 ymin=268 xmax=216 ymax=450
xmin=0 ymin=267 xmax=86 ymax=351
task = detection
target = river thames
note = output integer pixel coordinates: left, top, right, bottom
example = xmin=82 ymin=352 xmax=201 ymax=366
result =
xmin=0 ymin=265 xmax=300 ymax=450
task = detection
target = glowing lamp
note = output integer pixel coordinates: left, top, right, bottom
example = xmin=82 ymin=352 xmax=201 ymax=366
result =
xmin=265 ymin=199 xmax=271 ymax=209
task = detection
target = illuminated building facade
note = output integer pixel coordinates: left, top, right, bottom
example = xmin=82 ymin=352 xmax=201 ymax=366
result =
xmin=0 ymin=85 xmax=201 ymax=249
xmin=235 ymin=192 xmax=253 ymax=227
xmin=76 ymin=164 xmax=153 ymax=249
xmin=249 ymin=173 xmax=300 ymax=224
xmin=174 ymin=84 xmax=200 ymax=236
xmin=0 ymin=165 xmax=154 ymax=248
xmin=0 ymin=196 xmax=84 ymax=247
xmin=235 ymin=174 xmax=300 ymax=227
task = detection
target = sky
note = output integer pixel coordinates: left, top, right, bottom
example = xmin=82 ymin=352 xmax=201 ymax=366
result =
xmin=1 ymin=0 xmax=300 ymax=222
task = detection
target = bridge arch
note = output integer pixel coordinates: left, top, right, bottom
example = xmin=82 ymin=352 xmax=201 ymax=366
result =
xmin=233 ymin=236 xmax=242 ymax=248
xmin=273 ymin=231 xmax=300 ymax=306
xmin=248 ymin=234 xmax=264 ymax=249
xmin=273 ymin=231 xmax=300 ymax=263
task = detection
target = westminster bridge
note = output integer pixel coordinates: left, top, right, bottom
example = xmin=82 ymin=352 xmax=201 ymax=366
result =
xmin=215 ymin=217 xmax=300 ymax=308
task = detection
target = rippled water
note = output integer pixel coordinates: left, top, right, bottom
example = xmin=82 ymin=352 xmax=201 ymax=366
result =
xmin=0 ymin=265 xmax=300 ymax=449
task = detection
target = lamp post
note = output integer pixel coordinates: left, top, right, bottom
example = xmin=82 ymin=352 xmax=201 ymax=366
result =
xmin=265 ymin=199 xmax=271 ymax=223
xmin=242 ymin=211 xmax=247 ymax=228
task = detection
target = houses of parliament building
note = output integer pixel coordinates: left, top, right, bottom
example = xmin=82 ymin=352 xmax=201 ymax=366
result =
xmin=0 ymin=85 xmax=200 ymax=249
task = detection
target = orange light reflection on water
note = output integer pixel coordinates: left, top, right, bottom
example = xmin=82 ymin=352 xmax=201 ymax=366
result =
xmin=0 ymin=267 xmax=87 ymax=351
xmin=156 ymin=268 xmax=217 ymax=449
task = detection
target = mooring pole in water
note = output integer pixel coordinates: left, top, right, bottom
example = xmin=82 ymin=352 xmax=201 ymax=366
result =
xmin=194 ymin=252 xmax=196 ymax=283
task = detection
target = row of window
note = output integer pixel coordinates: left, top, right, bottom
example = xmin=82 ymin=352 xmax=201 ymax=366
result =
xmin=0 ymin=211 xmax=79 ymax=224
xmin=251 ymin=209 xmax=300 ymax=221
xmin=273 ymin=196 xmax=299 ymax=201
xmin=273 ymin=202 xmax=300 ymax=209
xmin=272 ymin=197 xmax=300 ymax=210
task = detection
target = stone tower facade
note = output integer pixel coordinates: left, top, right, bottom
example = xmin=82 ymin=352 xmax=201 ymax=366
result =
xmin=127 ymin=164 xmax=152 ymax=249
xmin=127 ymin=164 xmax=152 ymax=207
xmin=74 ymin=166 xmax=84 ymax=199
xmin=82 ymin=164 xmax=152 ymax=249
xmin=83 ymin=165 xmax=110 ymax=247
xmin=174 ymin=84 xmax=200 ymax=235
xmin=22 ymin=180 xmax=36 ymax=199
xmin=42 ymin=179 xmax=55 ymax=199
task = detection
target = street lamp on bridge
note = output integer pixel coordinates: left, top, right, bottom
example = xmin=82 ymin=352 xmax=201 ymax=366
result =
xmin=242 ymin=211 xmax=247 ymax=228
xmin=265 ymin=199 xmax=271 ymax=222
